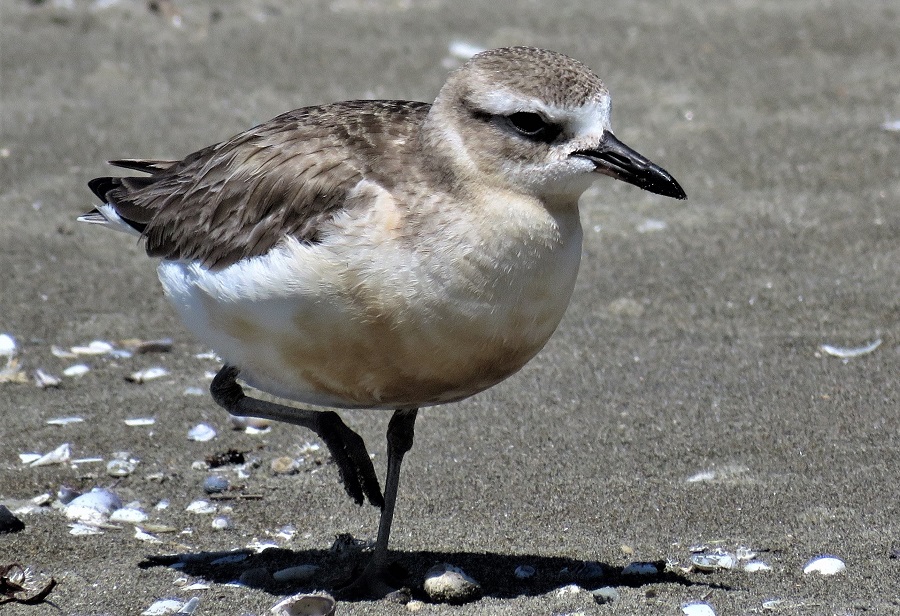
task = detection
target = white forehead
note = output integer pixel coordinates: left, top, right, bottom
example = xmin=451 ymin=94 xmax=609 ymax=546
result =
xmin=474 ymin=88 xmax=611 ymax=137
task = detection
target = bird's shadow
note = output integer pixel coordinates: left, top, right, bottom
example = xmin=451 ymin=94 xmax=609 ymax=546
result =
xmin=139 ymin=538 xmax=729 ymax=602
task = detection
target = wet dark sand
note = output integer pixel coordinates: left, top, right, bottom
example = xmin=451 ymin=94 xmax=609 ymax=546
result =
xmin=1 ymin=1 xmax=898 ymax=614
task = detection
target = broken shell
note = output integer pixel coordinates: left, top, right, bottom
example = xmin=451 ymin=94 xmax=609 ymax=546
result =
xmin=743 ymin=561 xmax=772 ymax=573
xmin=71 ymin=340 xmax=114 ymax=355
xmin=63 ymin=364 xmax=90 ymax=378
xmin=230 ymin=415 xmax=272 ymax=431
xmin=820 ymin=338 xmax=881 ymax=358
xmin=34 ymin=369 xmax=62 ymax=388
xmin=423 ymin=563 xmax=482 ymax=604
xmin=65 ymin=488 xmax=122 ymax=525
xmin=188 ymin=423 xmax=216 ymax=442
xmin=211 ymin=516 xmax=232 ymax=530
xmin=46 ymin=416 xmax=84 ymax=426
xmin=270 ymin=592 xmax=336 ymax=616
xmin=125 ymin=417 xmax=156 ymax=426
xmin=142 ymin=599 xmax=185 ymax=616
xmin=185 ymin=500 xmax=216 ymax=515
xmin=691 ymin=551 xmax=736 ymax=571
xmin=127 ymin=366 xmax=170 ymax=383
xmin=30 ymin=443 xmax=72 ymax=467
xmin=682 ymin=602 xmax=717 ymax=616
xmin=107 ymin=453 xmax=139 ymax=477
xmin=803 ymin=555 xmax=845 ymax=575
xmin=592 ymin=586 xmax=619 ymax=604
xmin=271 ymin=456 xmax=299 ymax=474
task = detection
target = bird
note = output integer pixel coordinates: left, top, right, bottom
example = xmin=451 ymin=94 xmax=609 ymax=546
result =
xmin=81 ymin=46 xmax=686 ymax=598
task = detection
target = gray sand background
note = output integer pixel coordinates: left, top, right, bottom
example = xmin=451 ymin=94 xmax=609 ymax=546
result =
xmin=1 ymin=0 xmax=898 ymax=614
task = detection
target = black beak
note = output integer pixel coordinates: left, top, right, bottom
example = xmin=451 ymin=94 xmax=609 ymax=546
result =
xmin=574 ymin=132 xmax=686 ymax=200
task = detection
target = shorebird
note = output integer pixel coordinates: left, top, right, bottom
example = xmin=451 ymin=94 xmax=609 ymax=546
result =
xmin=81 ymin=46 xmax=685 ymax=597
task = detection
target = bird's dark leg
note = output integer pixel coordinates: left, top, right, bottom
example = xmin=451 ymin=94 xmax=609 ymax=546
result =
xmin=210 ymin=365 xmax=384 ymax=508
xmin=337 ymin=408 xmax=418 ymax=599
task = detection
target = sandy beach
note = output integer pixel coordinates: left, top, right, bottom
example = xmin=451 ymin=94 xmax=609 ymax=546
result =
xmin=1 ymin=0 xmax=898 ymax=614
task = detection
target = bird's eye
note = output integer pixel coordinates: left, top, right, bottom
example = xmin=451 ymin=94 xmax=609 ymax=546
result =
xmin=506 ymin=112 xmax=560 ymax=142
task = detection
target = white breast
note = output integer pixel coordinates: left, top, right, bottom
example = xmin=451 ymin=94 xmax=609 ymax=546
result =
xmin=157 ymin=188 xmax=583 ymax=409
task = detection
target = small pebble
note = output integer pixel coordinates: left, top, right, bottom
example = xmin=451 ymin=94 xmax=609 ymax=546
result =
xmin=109 ymin=507 xmax=149 ymax=523
xmin=273 ymin=564 xmax=319 ymax=583
xmin=211 ymin=516 xmax=232 ymax=530
xmin=238 ymin=567 xmax=271 ymax=586
xmin=423 ymin=563 xmax=482 ymax=604
xmin=188 ymin=423 xmax=216 ymax=442
xmin=514 ymin=564 xmax=535 ymax=579
xmin=0 ymin=505 xmax=26 ymax=534
xmin=622 ymin=561 xmax=659 ymax=576
xmin=803 ymin=555 xmax=845 ymax=575
xmin=743 ymin=561 xmax=771 ymax=573
xmin=203 ymin=475 xmax=230 ymax=494
xmin=271 ymin=456 xmax=299 ymax=474
xmin=592 ymin=586 xmax=619 ymax=604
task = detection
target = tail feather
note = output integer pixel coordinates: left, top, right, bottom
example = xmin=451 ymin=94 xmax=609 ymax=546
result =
xmin=83 ymin=158 xmax=173 ymax=236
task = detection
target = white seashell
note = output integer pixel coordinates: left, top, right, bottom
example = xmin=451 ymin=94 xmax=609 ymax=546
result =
xmin=34 ymin=369 xmax=62 ymax=388
xmin=622 ymin=561 xmax=659 ymax=576
xmin=110 ymin=507 xmax=148 ymax=523
xmin=46 ymin=416 xmax=84 ymax=426
xmin=63 ymin=364 xmax=90 ymax=377
xmin=183 ymin=583 xmax=210 ymax=590
xmin=71 ymin=340 xmax=114 ymax=355
xmin=275 ymin=525 xmax=296 ymax=540
xmin=65 ymin=488 xmax=122 ymax=525
xmin=230 ymin=415 xmax=272 ymax=431
xmin=555 ymin=583 xmax=583 ymax=595
xmin=30 ymin=443 xmax=72 ymax=466
xmin=127 ymin=366 xmax=169 ymax=383
xmin=272 ymin=564 xmax=319 ymax=583
xmin=135 ymin=527 xmax=163 ymax=543
xmin=743 ymin=561 xmax=772 ymax=572
xmin=141 ymin=598 xmax=184 ymax=615
xmin=682 ymin=602 xmax=717 ymax=616
xmin=691 ymin=551 xmax=736 ymax=571
xmin=176 ymin=597 xmax=200 ymax=615
xmin=194 ymin=351 xmax=220 ymax=360
xmin=19 ymin=453 xmax=41 ymax=465
xmin=270 ymin=592 xmax=336 ymax=616
xmin=188 ymin=423 xmax=216 ymax=442
xmin=183 ymin=386 xmax=205 ymax=396
xmin=185 ymin=500 xmax=216 ymax=515
xmin=71 ymin=457 xmax=103 ymax=465
xmin=0 ymin=333 xmax=16 ymax=356
xmin=107 ymin=453 xmax=139 ymax=477
xmin=211 ymin=516 xmax=232 ymax=530
xmin=820 ymin=338 xmax=881 ymax=358
xmin=125 ymin=417 xmax=156 ymax=426
xmin=803 ymin=555 xmax=845 ymax=575
xmin=69 ymin=522 xmax=104 ymax=536
xmin=424 ymin=563 xmax=482 ymax=603
xmin=51 ymin=345 xmax=77 ymax=358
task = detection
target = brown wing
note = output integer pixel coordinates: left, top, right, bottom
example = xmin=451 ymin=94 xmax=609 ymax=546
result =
xmin=88 ymin=100 xmax=431 ymax=270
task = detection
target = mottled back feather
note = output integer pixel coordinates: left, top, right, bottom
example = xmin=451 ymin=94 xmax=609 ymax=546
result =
xmin=89 ymin=100 xmax=431 ymax=269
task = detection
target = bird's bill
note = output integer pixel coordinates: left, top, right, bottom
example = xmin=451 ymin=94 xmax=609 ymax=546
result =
xmin=575 ymin=132 xmax=687 ymax=200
